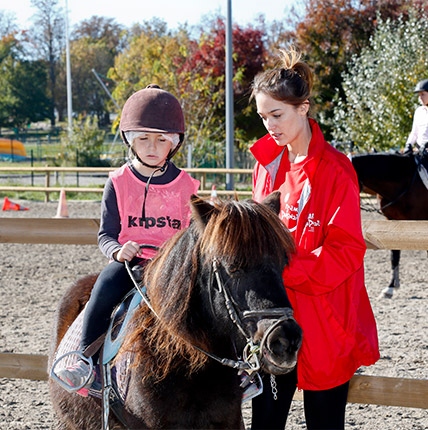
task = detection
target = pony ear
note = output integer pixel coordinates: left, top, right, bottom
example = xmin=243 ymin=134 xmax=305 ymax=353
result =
xmin=261 ymin=191 xmax=281 ymax=215
xmin=190 ymin=194 xmax=217 ymax=230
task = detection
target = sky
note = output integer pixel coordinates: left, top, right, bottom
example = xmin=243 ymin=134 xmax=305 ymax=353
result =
xmin=3 ymin=0 xmax=299 ymax=31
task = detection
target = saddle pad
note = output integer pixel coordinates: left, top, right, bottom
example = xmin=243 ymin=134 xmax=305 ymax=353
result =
xmin=417 ymin=161 xmax=428 ymax=190
xmin=52 ymin=304 xmax=133 ymax=402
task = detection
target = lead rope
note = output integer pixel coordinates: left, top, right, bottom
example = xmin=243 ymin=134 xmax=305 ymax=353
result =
xmin=270 ymin=374 xmax=278 ymax=400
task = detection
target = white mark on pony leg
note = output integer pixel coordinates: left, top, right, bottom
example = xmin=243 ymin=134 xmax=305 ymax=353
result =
xmin=379 ymin=286 xmax=394 ymax=299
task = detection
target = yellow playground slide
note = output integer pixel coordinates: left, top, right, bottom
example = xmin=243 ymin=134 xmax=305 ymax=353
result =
xmin=0 ymin=138 xmax=27 ymax=159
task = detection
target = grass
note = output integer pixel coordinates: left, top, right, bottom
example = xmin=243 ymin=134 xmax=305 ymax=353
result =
xmin=0 ymin=189 xmax=103 ymax=202
xmin=1 ymin=124 xmax=124 ymax=167
xmin=0 ymin=174 xmax=105 ymax=201
xmin=0 ymin=125 xmax=253 ymax=199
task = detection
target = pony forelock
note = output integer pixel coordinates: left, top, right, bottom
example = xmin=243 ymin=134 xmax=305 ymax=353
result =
xmin=201 ymin=199 xmax=295 ymax=269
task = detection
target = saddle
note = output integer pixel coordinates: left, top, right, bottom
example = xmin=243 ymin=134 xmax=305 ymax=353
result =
xmin=414 ymin=152 xmax=428 ymax=190
xmin=51 ymin=287 xmax=143 ymax=427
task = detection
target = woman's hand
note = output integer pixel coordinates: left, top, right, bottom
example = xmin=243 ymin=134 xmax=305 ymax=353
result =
xmin=115 ymin=241 xmax=140 ymax=262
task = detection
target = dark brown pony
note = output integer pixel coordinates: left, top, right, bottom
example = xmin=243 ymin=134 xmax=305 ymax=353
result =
xmin=352 ymin=152 xmax=428 ymax=297
xmin=49 ymin=193 xmax=303 ymax=429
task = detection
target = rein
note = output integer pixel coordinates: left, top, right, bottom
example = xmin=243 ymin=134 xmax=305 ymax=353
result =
xmin=124 ymin=244 xmax=160 ymax=318
xmin=360 ymin=164 xmax=418 ymax=214
xmin=201 ymin=258 xmax=295 ymax=373
xmin=379 ymin=167 xmax=418 ymax=212
xmin=125 ymin=256 xmax=295 ymax=374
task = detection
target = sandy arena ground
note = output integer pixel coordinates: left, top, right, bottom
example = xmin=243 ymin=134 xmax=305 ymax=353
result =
xmin=0 ymin=199 xmax=427 ymax=429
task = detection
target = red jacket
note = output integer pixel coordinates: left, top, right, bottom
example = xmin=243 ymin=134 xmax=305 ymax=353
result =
xmin=251 ymin=119 xmax=379 ymax=390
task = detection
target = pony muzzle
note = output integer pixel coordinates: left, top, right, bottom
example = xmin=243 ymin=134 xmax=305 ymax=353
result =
xmin=254 ymin=317 xmax=302 ymax=375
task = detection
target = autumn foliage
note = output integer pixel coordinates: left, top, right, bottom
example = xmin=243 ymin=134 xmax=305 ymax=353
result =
xmin=2 ymin=0 xmax=428 ymax=163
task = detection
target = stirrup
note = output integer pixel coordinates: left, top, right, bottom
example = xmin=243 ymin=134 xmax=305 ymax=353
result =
xmin=51 ymin=351 xmax=94 ymax=393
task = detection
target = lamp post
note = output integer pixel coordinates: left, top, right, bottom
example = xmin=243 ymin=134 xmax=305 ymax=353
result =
xmin=225 ymin=0 xmax=234 ymax=190
xmin=65 ymin=0 xmax=72 ymax=138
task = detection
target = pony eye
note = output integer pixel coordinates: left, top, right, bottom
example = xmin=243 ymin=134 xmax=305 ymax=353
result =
xmin=227 ymin=266 xmax=241 ymax=275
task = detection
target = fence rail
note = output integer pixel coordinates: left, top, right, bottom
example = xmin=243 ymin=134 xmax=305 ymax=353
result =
xmin=0 ymin=166 xmax=254 ymax=201
xmin=1 ymin=218 xmax=427 ymax=250
xmin=0 ymin=353 xmax=426 ymax=408
xmin=1 ymin=217 xmax=427 ymax=410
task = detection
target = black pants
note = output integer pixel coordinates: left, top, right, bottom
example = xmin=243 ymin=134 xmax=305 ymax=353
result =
xmin=80 ymin=259 xmax=140 ymax=363
xmin=251 ymin=369 xmax=349 ymax=430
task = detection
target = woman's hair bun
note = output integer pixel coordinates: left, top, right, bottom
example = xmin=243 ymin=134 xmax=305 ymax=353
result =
xmin=278 ymin=47 xmax=313 ymax=94
xmin=250 ymin=46 xmax=313 ymax=105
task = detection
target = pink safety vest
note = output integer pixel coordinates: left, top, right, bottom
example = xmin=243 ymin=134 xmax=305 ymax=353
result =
xmin=110 ymin=164 xmax=200 ymax=259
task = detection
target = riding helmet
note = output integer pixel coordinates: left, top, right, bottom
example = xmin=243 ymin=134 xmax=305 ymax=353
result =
xmin=119 ymin=84 xmax=185 ymax=159
xmin=413 ymin=79 xmax=428 ymax=93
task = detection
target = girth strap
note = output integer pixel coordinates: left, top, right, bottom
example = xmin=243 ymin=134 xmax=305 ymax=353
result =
xmin=81 ymin=332 xmax=107 ymax=360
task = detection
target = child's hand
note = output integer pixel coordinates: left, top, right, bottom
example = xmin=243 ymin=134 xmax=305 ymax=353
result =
xmin=116 ymin=241 xmax=140 ymax=262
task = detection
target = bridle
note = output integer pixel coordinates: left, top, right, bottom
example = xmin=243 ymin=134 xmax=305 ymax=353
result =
xmin=109 ymin=254 xmax=295 ymax=430
xmin=353 ymin=153 xmax=419 ymax=214
xmin=206 ymin=258 xmax=295 ymax=372
xmin=126 ymin=255 xmax=295 ymax=373
xmin=378 ymin=166 xmax=418 ymax=212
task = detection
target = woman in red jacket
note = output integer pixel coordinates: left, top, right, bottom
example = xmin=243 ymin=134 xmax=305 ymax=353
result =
xmin=249 ymin=48 xmax=379 ymax=429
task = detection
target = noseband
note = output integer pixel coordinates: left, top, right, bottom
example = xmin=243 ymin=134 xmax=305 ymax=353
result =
xmin=207 ymin=258 xmax=295 ymax=372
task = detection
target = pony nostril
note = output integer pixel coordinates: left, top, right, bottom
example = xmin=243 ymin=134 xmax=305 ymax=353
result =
xmin=268 ymin=335 xmax=289 ymax=356
xmin=265 ymin=324 xmax=302 ymax=356
xmin=288 ymin=337 xmax=302 ymax=354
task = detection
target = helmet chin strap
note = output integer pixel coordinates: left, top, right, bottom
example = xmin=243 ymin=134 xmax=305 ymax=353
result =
xmin=130 ymin=147 xmax=170 ymax=221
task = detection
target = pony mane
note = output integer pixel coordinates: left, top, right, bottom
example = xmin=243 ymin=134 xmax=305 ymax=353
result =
xmin=120 ymin=198 xmax=295 ymax=382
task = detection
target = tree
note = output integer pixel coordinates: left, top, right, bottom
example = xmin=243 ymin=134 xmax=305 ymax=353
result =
xmin=60 ymin=115 xmax=106 ymax=166
xmin=331 ymin=9 xmax=428 ymax=152
xmin=109 ymin=17 xmax=268 ymax=168
xmin=0 ymin=31 xmax=50 ymax=129
xmin=110 ymin=18 xmax=188 ymax=106
xmin=55 ymin=17 xmax=124 ymax=124
xmin=178 ymin=17 xmax=267 ymax=166
xmin=109 ymin=19 xmax=203 ymax=166
xmin=284 ymin=0 xmax=428 ymax=139
xmin=73 ymin=16 xmax=126 ymax=54
xmin=0 ymin=10 xmax=18 ymax=37
xmin=29 ymin=0 xmax=65 ymax=127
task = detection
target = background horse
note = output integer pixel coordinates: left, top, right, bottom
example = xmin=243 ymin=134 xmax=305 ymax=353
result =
xmin=49 ymin=193 xmax=303 ymax=429
xmin=352 ymin=152 xmax=428 ymax=297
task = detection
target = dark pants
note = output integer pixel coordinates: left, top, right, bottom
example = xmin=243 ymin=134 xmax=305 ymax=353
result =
xmin=80 ymin=259 xmax=141 ymax=363
xmin=251 ymin=368 xmax=349 ymax=430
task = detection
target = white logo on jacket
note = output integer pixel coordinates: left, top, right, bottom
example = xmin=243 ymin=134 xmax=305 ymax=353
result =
xmin=306 ymin=213 xmax=320 ymax=232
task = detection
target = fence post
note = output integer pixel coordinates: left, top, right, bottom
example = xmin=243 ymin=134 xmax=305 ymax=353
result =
xmin=30 ymin=150 xmax=34 ymax=186
xmin=10 ymin=138 xmax=14 ymax=162
xmin=44 ymin=165 xmax=50 ymax=202
xmin=200 ymin=173 xmax=206 ymax=192
xmin=76 ymin=149 xmax=79 ymax=187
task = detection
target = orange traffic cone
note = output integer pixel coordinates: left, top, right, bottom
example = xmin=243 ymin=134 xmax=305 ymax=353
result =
xmin=2 ymin=197 xmax=29 ymax=211
xmin=210 ymin=185 xmax=219 ymax=205
xmin=54 ymin=188 xmax=69 ymax=218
